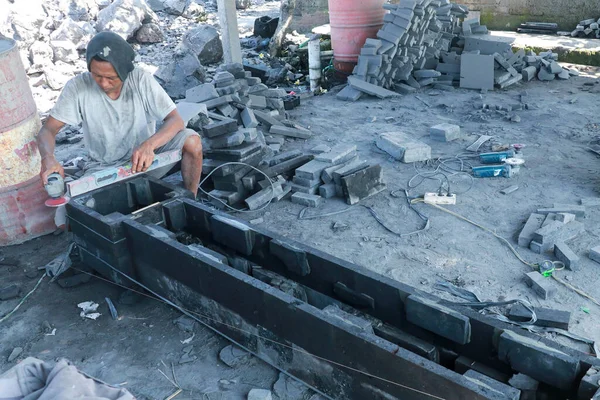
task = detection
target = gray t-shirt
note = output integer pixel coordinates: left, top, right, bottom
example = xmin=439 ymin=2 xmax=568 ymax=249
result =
xmin=50 ymin=68 xmax=176 ymax=165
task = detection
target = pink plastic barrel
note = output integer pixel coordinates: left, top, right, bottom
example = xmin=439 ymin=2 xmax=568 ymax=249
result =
xmin=0 ymin=37 xmax=55 ymax=245
xmin=328 ymin=0 xmax=386 ymax=75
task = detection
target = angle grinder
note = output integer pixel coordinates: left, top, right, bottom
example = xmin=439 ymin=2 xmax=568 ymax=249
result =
xmin=44 ymin=173 xmax=69 ymax=207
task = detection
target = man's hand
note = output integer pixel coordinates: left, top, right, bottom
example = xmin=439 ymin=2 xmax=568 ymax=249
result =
xmin=40 ymin=155 xmax=64 ymax=185
xmin=131 ymin=142 xmax=155 ymax=173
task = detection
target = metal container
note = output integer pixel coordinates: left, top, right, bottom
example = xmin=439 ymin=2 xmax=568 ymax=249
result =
xmin=0 ymin=37 xmax=55 ymax=245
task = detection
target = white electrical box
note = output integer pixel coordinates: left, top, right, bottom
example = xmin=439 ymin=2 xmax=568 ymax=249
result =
xmin=424 ymin=193 xmax=457 ymax=205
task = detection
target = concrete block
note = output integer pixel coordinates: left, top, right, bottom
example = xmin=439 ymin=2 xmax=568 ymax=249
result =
xmin=430 ymin=123 xmax=460 ymax=142
xmin=348 ymin=76 xmax=399 ymax=98
xmin=287 ymin=182 xmax=320 ymax=195
xmin=405 ymin=295 xmax=471 ymax=345
xmin=436 ymin=63 xmax=460 ymax=74
xmin=589 ymin=246 xmax=600 ymax=263
xmin=319 ymin=183 xmax=337 ymax=199
xmin=310 ymin=145 xmax=331 ymax=154
xmin=548 ymin=61 xmax=562 ymax=74
xmin=245 ymin=184 xmax=283 ymax=210
xmin=210 ymin=215 xmax=255 ymax=256
xmin=413 ymin=69 xmax=441 ymax=79
xmin=269 ymin=239 xmax=310 ymax=276
xmin=336 ymin=85 xmax=363 ymax=102
xmin=464 ymin=36 xmax=512 ymax=55
xmin=315 ymin=144 xmax=357 ymax=165
xmin=532 ymin=221 xmax=584 ymax=249
xmin=524 ymin=271 xmax=555 ymax=300
xmin=463 ymin=370 xmax=520 ymax=400
xmin=332 ymin=160 xmax=370 ymax=185
xmin=508 ymin=373 xmax=539 ymax=392
xmin=241 ymin=107 xmax=258 ymax=128
xmin=203 ymin=95 xmax=233 ymax=109
xmin=202 ymin=119 xmax=238 ymax=138
xmin=538 ymin=204 xmax=586 ymax=217
xmin=497 ymin=330 xmax=581 ymax=390
xmin=187 ymin=244 xmax=229 ymax=265
xmin=341 ymin=164 xmax=386 ymax=205
xmin=269 ymin=125 xmax=312 ymax=139
xmin=242 ymin=175 xmax=256 ymax=191
xmin=254 ymin=110 xmax=284 ymax=129
xmin=454 ymin=356 xmax=510 ymax=383
xmin=537 ymin=68 xmax=555 ymax=81
xmin=263 ymin=150 xmax=304 ymax=167
xmin=508 ymin=303 xmax=570 ymax=330
xmin=248 ymin=94 xmax=267 ymax=109
xmin=293 ymin=175 xmax=321 ymax=188
xmin=555 ymin=213 xmax=576 ymax=223
xmin=393 ymin=83 xmax=417 ymax=94
xmin=295 ymin=160 xmax=331 ymax=181
xmin=291 ymin=192 xmax=323 ymax=208
xmin=579 ymin=368 xmax=600 ymax=400
xmin=374 ymin=323 xmax=439 ymax=362
xmin=376 ymin=131 xmax=431 ymax=163
xmin=554 ymin=242 xmax=579 ymax=271
xmin=204 ymin=131 xmax=245 ymax=150
xmin=521 ymin=66 xmax=537 ymax=82
xmin=185 ymin=83 xmax=218 ymax=103
xmin=460 ymin=54 xmax=494 ymax=90
xmin=322 ymin=305 xmax=374 ymax=333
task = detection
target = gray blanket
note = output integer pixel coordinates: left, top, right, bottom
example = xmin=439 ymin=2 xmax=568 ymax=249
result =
xmin=0 ymin=357 xmax=134 ymax=400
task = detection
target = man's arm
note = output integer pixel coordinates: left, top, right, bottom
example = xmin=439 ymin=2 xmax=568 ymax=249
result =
xmin=37 ymin=116 xmax=66 ymax=184
xmin=131 ymin=109 xmax=184 ymax=173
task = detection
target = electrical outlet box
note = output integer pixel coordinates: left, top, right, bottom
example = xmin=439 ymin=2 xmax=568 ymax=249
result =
xmin=424 ymin=193 xmax=457 ymax=205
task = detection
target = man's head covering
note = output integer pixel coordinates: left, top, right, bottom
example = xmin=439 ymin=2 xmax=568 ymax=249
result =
xmin=86 ymin=32 xmax=135 ymax=82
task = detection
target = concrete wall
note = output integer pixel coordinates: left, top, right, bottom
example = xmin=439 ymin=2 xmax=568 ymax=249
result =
xmin=461 ymin=0 xmax=600 ymax=31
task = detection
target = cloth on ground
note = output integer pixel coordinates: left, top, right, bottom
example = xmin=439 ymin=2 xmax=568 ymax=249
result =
xmin=0 ymin=357 xmax=134 ymax=400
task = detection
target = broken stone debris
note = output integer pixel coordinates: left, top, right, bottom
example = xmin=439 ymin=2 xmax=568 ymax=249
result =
xmin=7 ymin=347 xmax=23 ymax=363
xmin=218 ymin=344 xmax=251 ymax=368
xmin=173 ymin=314 xmax=196 ymax=332
xmin=248 ymin=389 xmax=273 ymax=400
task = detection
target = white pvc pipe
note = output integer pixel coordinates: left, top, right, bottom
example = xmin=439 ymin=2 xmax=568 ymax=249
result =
xmin=308 ymin=35 xmax=322 ymax=92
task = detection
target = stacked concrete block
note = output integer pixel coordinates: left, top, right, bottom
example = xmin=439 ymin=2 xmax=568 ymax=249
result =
xmin=342 ymin=0 xmax=471 ymax=99
xmin=179 ymin=62 xmax=316 ymax=209
xmin=571 ymin=18 xmax=600 ymax=38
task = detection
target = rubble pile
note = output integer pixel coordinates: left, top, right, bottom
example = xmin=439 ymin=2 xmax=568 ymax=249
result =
xmin=177 ymin=63 xmax=383 ymax=209
xmin=571 ymin=18 xmax=600 ymax=38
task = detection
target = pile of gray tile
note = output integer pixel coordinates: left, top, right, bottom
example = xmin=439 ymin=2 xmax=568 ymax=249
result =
xmin=290 ymin=145 xmax=386 ymax=206
xmin=571 ymin=18 xmax=600 ymax=38
xmin=177 ymin=63 xmax=386 ymax=209
xmin=338 ymin=0 xmax=469 ymax=101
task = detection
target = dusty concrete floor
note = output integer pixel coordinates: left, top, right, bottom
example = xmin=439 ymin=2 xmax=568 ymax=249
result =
xmin=3 ymin=66 xmax=600 ymax=398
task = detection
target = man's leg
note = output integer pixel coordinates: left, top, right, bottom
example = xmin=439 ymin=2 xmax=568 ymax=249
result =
xmin=154 ymin=128 xmax=203 ymax=196
xmin=181 ymin=134 xmax=203 ymax=197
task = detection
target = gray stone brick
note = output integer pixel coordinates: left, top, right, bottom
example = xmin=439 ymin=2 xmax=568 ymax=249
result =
xmin=463 ymin=370 xmax=520 ymax=400
xmin=248 ymin=94 xmax=267 ymax=109
xmin=245 ymin=184 xmax=283 ymax=210
xmin=518 ymin=213 xmax=548 ymax=248
xmin=508 ymin=303 xmax=570 ymax=330
xmin=405 ymin=295 xmax=471 ymax=345
xmin=348 ymin=76 xmax=399 ymax=98
xmin=185 ymin=83 xmax=218 ymax=103
xmin=430 ymin=123 xmax=460 ymax=142
xmin=241 ymin=107 xmax=258 ymax=128
xmin=269 ymin=125 xmax=312 ymax=139
xmin=524 ymin=271 xmax=555 ymax=300
xmin=521 ymin=66 xmax=537 ymax=81
xmin=554 ymin=242 xmax=579 ymax=270
xmin=538 ymin=204 xmax=586 ymax=217
xmin=319 ymin=183 xmax=336 ymax=199
xmin=376 ymin=131 xmax=431 ymax=163
xmin=460 ymin=54 xmax=494 ymax=90
xmin=497 ymin=330 xmax=581 ymax=390
xmin=336 ymin=85 xmax=363 ymax=102
xmin=315 ymin=144 xmax=357 ymax=165
xmin=332 ymin=159 xmax=369 ymax=185
xmin=286 ymin=182 xmax=320 ymax=195
xmin=295 ymin=160 xmax=331 ymax=180
xmin=291 ymin=192 xmax=323 ymax=208
xmin=589 ymin=246 xmax=600 ymax=263
xmin=293 ymin=175 xmax=321 ymax=188
xmin=341 ymin=164 xmax=386 ymax=205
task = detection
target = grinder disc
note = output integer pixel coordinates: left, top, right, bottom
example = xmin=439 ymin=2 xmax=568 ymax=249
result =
xmin=45 ymin=197 xmax=70 ymax=207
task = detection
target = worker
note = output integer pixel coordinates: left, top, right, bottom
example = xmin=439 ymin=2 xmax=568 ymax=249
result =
xmin=37 ymin=31 xmax=203 ymax=197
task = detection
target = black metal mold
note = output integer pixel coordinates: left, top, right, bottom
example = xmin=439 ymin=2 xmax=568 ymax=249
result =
xmin=122 ymin=218 xmax=506 ymax=400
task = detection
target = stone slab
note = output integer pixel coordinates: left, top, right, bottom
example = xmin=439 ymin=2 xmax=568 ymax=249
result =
xmin=460 ymin=54 xmax=494 ymax=90
xmin=376 ymin=131 xmax=431 ymax=163
xmin=405 ymin=295 xmax=471 ymax=345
